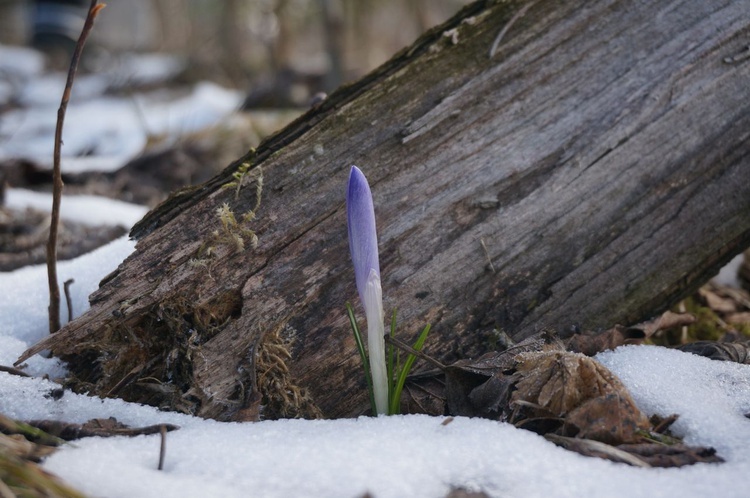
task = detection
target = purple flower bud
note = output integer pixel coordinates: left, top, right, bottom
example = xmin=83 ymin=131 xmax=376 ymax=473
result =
xmin=347 ymin=166 xmax=381 ymax=305
xmin=346 ymin=165 xmax=388 ymax=414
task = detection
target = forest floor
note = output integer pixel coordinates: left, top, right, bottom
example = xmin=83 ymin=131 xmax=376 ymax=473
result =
xmin=1 ymin=42 xmax=750 ymax=498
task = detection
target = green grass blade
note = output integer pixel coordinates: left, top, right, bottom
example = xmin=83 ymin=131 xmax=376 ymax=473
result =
xmin=389 ymin=323 xmax=431 ymax=415
xmin=346 ymin=302 xmax=376 ymax=415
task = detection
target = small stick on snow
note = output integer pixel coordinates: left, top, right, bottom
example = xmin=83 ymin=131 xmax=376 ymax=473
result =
xmin=0 ymin=365 xmax=31 ymax=377
xmin=63 ymin=278 xmax=75 ymax=323
xmin=47 ymin=0 xmax=105 ymax=333
xmin=158 ymin=424 xmax=167 ymax=471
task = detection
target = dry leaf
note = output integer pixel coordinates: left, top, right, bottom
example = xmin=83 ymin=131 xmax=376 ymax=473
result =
xmin=677 ymin=341 xmax=750 ymax=364
xmin=444 ymin=332 xmax=557 ymax=417
xmin=546 ymin=435 xmax=723 ymax=467
xmin=565 ymin=325 xmax=641 ymax=356
xmin=725 ymin=312 xmax=750 ymax=324
xmin=566 ymin=312 xmax=695 ymax=356
xmin=544 ymin=434 xmax=650 ymax=467
xmin=566 ymin=393 xmax=650 ymax=444
xmin=616 ymin=442 xmax=723 ymax=467
xmin=626 ymin=311 xmax=696 ymax=338
xmin=409 ymin=334 xmax=726 ymax=468
xmin=700 ymin=287 xmax=739 ymax=313
xmin=512 ymin=351 xmax=650 ymax=443
xmin=401 ymin=375 xmax=446 ymax=416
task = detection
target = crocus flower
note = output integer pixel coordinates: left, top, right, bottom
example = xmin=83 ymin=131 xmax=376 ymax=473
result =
xmin=347 ymin=165 xmax=388 ymax=415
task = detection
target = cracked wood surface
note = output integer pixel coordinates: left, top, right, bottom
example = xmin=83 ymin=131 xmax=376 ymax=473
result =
xmin=20 ymin=0 xmax=750 ymax=418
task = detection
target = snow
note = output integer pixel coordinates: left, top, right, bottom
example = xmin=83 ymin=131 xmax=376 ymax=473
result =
xmin=2 ymin=350 xmax=750 ymax=498
xmin=0 ymin=45 xmax=45 ymax=78
xmin=0 ymin=42 xmax=242 ymax=173
xmin=5 ymin=188 xmax=148 ymax=227
xmin=713 ymin=253 xmax=744 ymax=288
xmin=1 ymin=42 xmax=749 ymax=498
xmin=108 ymin=53 xmax=186 ymax=88
xmin=0 ymin=193 xmax=749 ymax=497
xmin=597 ymin=346 xmax=750 ymax=463
xmin=0 ymin=81 xmax=242 ymax=172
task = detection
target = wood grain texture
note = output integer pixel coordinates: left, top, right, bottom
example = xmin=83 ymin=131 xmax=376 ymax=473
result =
xmin=20 ymin=0 xmax=750 ymax=419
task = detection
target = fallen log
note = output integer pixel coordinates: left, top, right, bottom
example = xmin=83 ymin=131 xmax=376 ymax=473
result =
xmin=19 ymin=0 xmax=750 ymax=419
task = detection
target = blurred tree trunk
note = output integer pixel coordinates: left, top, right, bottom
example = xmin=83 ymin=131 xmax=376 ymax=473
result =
xmin=319 ymin=0 xmax=345 ymax=90
xmin=20 ymin=0 xmax=750 ymax=420
xmin=271 ymin=0 xmax=292 ymax=74
xmin=152 ymin=0 xmax=191 ymax=52
xmin=218 ymin=0 xmax=249 ymax=85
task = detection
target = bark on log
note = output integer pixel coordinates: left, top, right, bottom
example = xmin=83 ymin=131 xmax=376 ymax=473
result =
xmin=19 ymin=0 xmax=750 ymax=419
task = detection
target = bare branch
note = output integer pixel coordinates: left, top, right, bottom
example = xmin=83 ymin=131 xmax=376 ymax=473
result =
xmin=47 ymin=0 xmax=105 ymax=333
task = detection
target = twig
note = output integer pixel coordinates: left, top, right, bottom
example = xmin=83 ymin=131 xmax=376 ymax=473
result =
xmin=63 ymin=278 xmax=75 ymax=323
xmin=0 ymin=365 xmax=31 ymax=377
xmin=25 ymin=420 xmax=179 ymax=440
xmin=545 ymin=434 xmax=651 ymax=468
xmin=489 ymin=1 xmax=535 ymax=58
xmin=46 ymin=0 xmax=105 ymax=333
xmin=158 ymin=424 xmax=167 ymax=470
xmin=384 ymin=335 xmax=447 ymax=370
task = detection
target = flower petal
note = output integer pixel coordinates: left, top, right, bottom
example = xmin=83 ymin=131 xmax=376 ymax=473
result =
xmin=346 ymin=166 xmax=380 ymax=305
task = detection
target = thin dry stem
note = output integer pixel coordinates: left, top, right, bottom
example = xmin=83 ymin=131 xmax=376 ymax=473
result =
xmin=158 ymin=424 xmax=167 ymax=470
xmin=47 ymin=0 xmax=105 ymax=333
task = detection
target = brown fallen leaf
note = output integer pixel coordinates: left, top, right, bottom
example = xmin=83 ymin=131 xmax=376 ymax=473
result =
xmin=511 ymin=350 xmax=650 ymax=444
xmin=565 ymin=325 xmax=643 ymax=356
xmin=544 ymin=434 xmax=651 ymax=467
xmin=444 ymin=331 xmax=559 ymax=417
xmin=677 ymin=341 xmax=750 ymax=364
xmin=566 ymin=393 xmax=651 ymax=445
xmin=616 ymin=442 xmax=723 ymax=467
xmin=403 ymin=333 xmax=726 ymax=468
xmin=627 ymin=311 xmax=697 ymax=338
xmin=566 ymin=312 xmax=696 ymax=356
xmin=725 ymin=312 xmax=750 ymax=324
xmin=401 ymin=374 xmax=446 ymax=416
xmin=699 ymin=287 xmax=738 ymax=313
xmin=545 ymin=435 xmax=723 ymax=468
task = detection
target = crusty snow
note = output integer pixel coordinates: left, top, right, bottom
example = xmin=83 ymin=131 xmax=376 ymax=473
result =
xmin=1 ymin=41 xmax=749 ymax=498
xmin=1 ymin=191 xmax=749 ymax=498
xmin=0 ymin=42 xmax=241 ymax=172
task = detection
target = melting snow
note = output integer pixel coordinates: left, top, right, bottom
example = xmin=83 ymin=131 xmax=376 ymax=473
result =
xmin=0 ymin=194 xmax=749 ymax=497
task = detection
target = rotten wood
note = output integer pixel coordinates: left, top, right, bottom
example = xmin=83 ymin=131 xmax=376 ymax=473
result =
xmin=18 ymin=0 xmax=750 ymax=419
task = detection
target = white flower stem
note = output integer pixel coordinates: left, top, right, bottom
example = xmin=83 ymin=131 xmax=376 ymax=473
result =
xmin=364 ymin=269 xmax=388 ymax=415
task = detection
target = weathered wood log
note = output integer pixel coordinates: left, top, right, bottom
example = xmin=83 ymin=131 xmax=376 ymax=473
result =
xmin=19 ymin=0 xmax=750 ymax=419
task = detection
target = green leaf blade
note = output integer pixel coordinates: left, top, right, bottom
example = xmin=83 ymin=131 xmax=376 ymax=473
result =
xmin=388 ymin=323 xmax=431 ymax=415
xmin=346 ymin=303 xmax=377 ymax=415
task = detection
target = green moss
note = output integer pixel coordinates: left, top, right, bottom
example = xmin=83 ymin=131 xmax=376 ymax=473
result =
xmin=650 ymin=296 xmax=726 ymax=346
